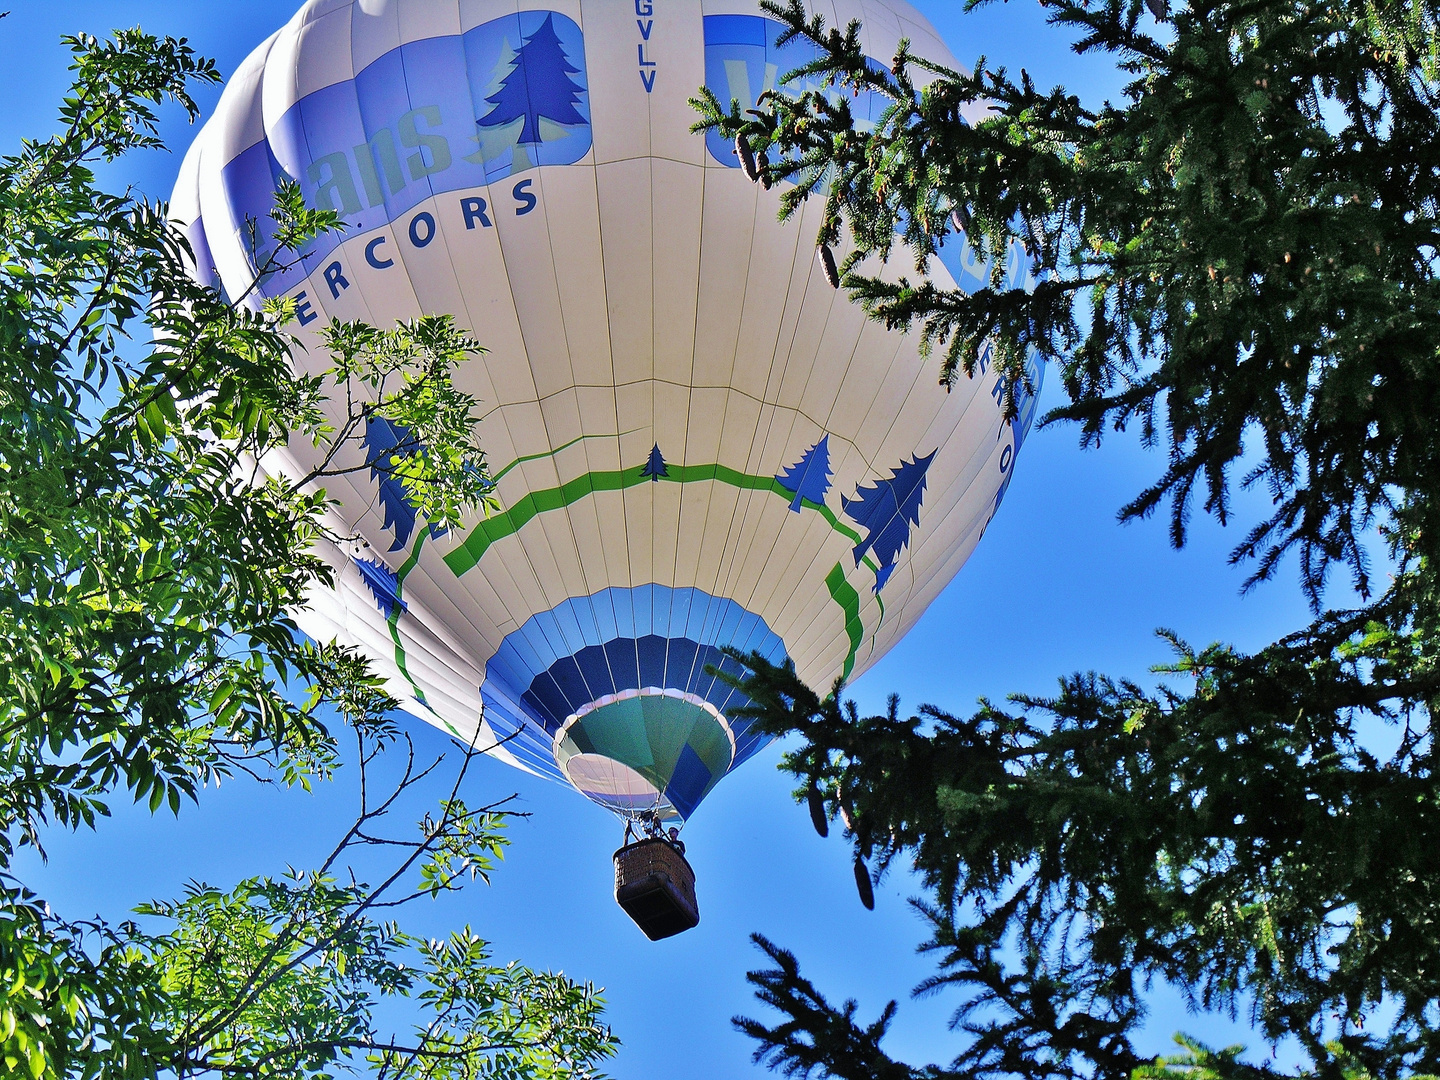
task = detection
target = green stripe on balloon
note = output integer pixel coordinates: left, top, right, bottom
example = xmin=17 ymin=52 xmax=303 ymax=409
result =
xmin=415 ymin=444 xmax=886 ymax=693
xmin=386 ymin=532 xmax=436 ymax=713
xmin=444 ymin=460 xmax=870 ymax=574
xmin=825 ymin=562 xmax=864 ymax=681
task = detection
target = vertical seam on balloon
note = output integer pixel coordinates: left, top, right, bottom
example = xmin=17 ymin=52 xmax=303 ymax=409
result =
xmin=738 ymin=194 xmax=847 ymax=657
xmin=693 ymin=10 xmax=788 ymax=683
xmin=701 ymin=14 xmax=805 ymax=674
xmin=696 ymin=194 xmax=779 ymax=680
xmin=673 ymin=145 xmax=713 ymax=672
xmin=481 ymin=192 xmax=582 ymax=708
xmin=731 ymin=217 xmax=840 ymax=659
xmin=725 ymin=126 xmax=816 ymax=660
xmin=532 ymin=159 xmax=616 ymax=708
xmin=440 ymin=12 xmax=569 ymax=690
xmin=470 ymin=19 xmax=593 ymax=718
xmin=639 ymin=21 xmax=685 ymax=732
xmin=648 ymin=149 xmax=686 ymax=710
xmin=587 ymin=155 xmax=633 ymax=707
xmin=392 ymin=203 xmax=528 ymax=683
xmin=446 ymin=24 xmax=558 ymax=689
xmin=737 ymin=183 xmax=842 ymax=657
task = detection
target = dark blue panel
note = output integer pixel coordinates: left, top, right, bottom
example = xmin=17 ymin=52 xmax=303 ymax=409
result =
xmin=573 ymin=642 xmax=617 ymax=699
xmin=715 ymin=687 xmax=752 ymax=716
xmin=547 ymin=655 xmax=592 ymax=713
xmin=522 ymin=673 xmax=569 ymax=733
xmin=692 ymin=647 xmax=731 ymax=709
xmin=524 ymin=634 xmax=761 ymax=739
xmin=604 ymin=638 xmax=641 ymax=692
xmin=693 ymin=645 xmax=727 ymax=704
xmin=665 ymin=743 xmax=714 ymax=820
xmin=664 ymin=638 xmax=700 ymax=693
xmin=733 ymin=730 xmax=769 ymax=768
xmin=637 ymin=634 xmax=668 ymax=687
xmin=710 ymin=652 xmax=751 ymax=711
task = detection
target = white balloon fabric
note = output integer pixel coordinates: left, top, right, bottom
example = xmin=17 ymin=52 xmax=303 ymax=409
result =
xmin=171 ymin=0 xmax=1043 ymax=825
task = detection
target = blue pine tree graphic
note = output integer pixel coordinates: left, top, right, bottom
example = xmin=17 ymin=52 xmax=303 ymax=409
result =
xmin=640 ymin=443 xmax=668 ymax=482
xmin=478 ymin=13 xmax=587 ymax=145
xmin=362 ymin=416 xmax=446 ymax=552
xmin=841 ymin=450 xmax=936 ymax=591
xmin=775 ymin=435 xmax=832 ymax=512
xmin=354 ymin=557 xmax=407 ymax=620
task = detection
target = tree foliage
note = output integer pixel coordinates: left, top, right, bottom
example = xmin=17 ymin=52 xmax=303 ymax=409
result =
xmin=693 ymin=0 xmax=1440 ymax=1077
xmin=694 ymin=0 xmax=1440 ymax=604
xmin=0 ymin=28 xmax=610 ymax=1079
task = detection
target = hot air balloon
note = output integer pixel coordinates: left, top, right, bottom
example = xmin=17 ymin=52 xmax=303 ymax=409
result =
xmin=171 ymin=0 xmax=1042 ymax=937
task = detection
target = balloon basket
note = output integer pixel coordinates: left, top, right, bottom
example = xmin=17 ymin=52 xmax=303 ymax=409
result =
xmin=613 ymin=838 xmax=699 ymax=940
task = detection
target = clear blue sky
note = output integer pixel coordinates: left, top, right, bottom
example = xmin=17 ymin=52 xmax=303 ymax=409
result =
xmin=2 ymin=3 xmax=1329 ymax=1076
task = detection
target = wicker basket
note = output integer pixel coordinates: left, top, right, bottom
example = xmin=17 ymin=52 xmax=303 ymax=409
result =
xmin=613 ymin=838 xmax=700 ymax=940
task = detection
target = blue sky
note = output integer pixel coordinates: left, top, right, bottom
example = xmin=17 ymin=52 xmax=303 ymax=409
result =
xmin=1 ymin=3 xmax=1330 ymax=1077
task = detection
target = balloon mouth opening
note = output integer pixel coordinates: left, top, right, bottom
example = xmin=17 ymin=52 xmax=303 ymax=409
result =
xmin=553 ymin=688 xmax=736 ymax=823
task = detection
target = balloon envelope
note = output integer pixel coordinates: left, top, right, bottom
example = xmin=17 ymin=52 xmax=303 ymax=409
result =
xmin=172 ymin=0 xmax=1042 ymax=824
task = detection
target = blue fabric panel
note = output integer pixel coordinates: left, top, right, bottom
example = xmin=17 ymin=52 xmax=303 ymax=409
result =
xmin=663 ymin=638 xmax=700 ymax=692
xmin=587 ymin=591 xmax=620 ymax=641
xmin=184 ymin=217 xmax=219 ymax=295
xmin=355 ymin=51 xmax=418 ymax=214
xmin=637 ymin=634 xmax=668 ymax=687
xmin=666 ymin=744 xmax=714 ymax=820
xmin=632 ymin=583 xmax=658 ymax=637
xmin=662 ymin=588 xmax=696 ymax=640
xmin=519 ymin=609 xmax=568 ymax=666
xmin=294 ymin=81 xmax=377 ymax=219
xmin=486 ymin=585 xmax=786 ymax=701
xmin=220 ymin=140 xmax=306 ymax=299
xmin=713 ymin=600 xmax=748 ymax=651
xmin=546 ymin=598 xmax=593 ymax=655
xmin=573 ymin=643 xmax=617 ymax=698
xmin=703 ymin=13 xmax=767 ymax=46
xmin=480 ymin=688 xmax=562 ymax=780
xmin=604 ymin=638 xmax=641 ymax=692
xmin=522 ymin=672 xmax=570 ymax=733
xmin=546 ymin=655 xmax=591 ymax=713
xmin=484 ymin=647 xmax=535 ymax=703
xmin=480 ymin=586 xmax=790 ymax=791
xmin=501 ymin=619 xmax=551 ymax=682
xmin=566 ymin=591 xmax=609 ymax=650
xmin=397 ymin=34 xmax=488 ymax=200
xmin=711 ymin=650 xmax=751 ymax=710
xmin=689 ymin=644 xmax=725 ymax=703
xmin=516 ymin=635 xmax=761 ymax=729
